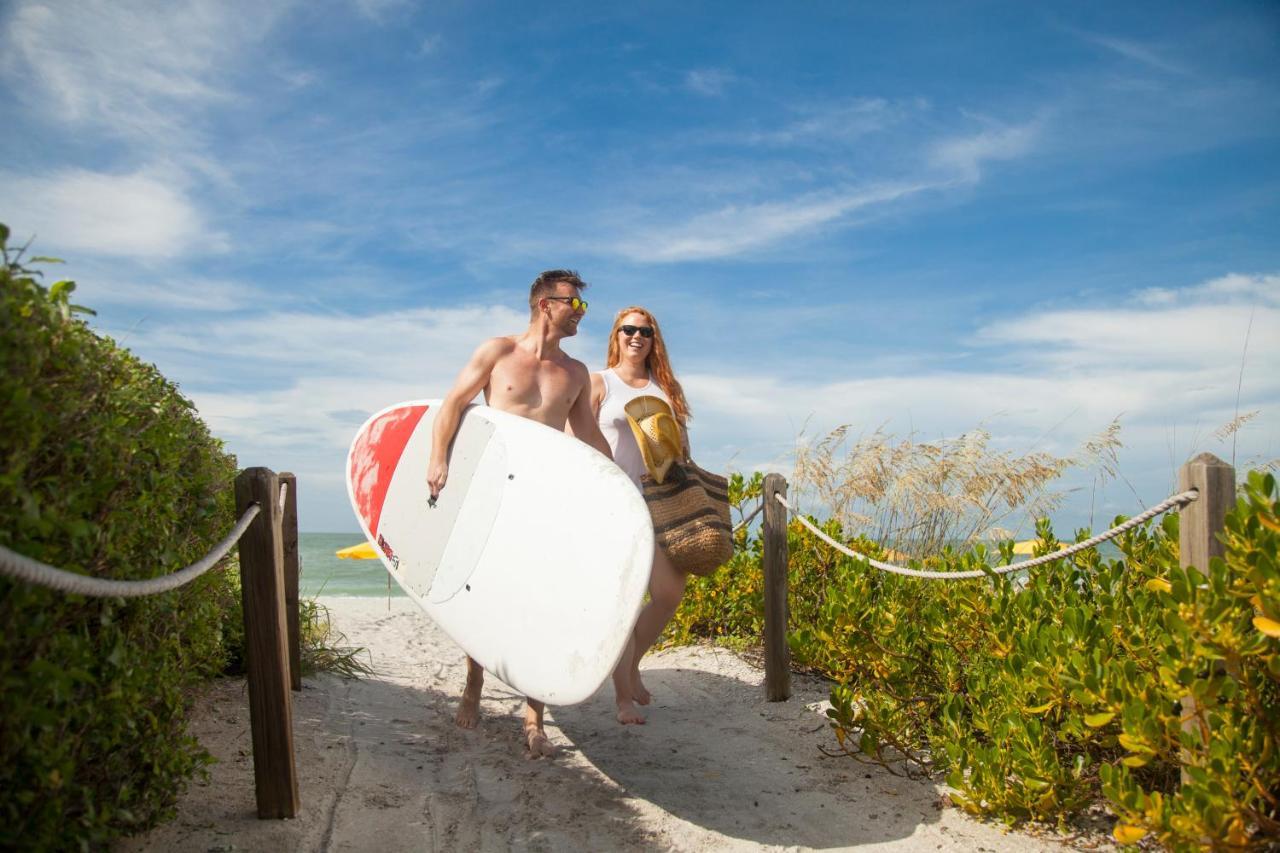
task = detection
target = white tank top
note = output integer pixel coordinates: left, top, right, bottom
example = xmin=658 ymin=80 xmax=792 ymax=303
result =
xmin=597 ymin=367 xmax=673 ymax=488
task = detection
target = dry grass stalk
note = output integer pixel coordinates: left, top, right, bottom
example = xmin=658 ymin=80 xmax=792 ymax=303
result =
xmin=793 ymin=424 xmax=1079 ymax=560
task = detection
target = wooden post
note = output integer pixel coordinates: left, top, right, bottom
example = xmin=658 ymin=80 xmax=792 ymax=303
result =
xmin=762 ymin=473 xmax=791 ymax=701
xmin=1177 ymin=452 xmax=1235 ymax=785
xmin=234 ymin=467 xmax=300 ymax=819
xmin=279 ymin=472 xmax=302 ymax=692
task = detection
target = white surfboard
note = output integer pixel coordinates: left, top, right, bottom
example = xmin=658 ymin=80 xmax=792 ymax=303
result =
xmin=346 ymin=400 xmax=654 ymax=705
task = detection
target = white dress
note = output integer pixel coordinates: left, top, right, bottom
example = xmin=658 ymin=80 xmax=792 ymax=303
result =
xmin=596 ymin=367 xmax=672 ymax=489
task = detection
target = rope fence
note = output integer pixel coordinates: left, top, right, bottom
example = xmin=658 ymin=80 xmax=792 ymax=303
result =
xmin=753 ymin=449 xmax=1237 ymax=767
xmin=0 ymin=467 xmax=302 ymax=820
xmin=0 ymin=504 xmax=261 ymax=597
xmin=772 ymin=489 xmax=1199 ymax=580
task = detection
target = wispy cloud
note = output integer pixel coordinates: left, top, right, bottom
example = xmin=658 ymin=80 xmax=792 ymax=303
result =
xmin=930 ymin=118 xmax=1042 ymax=181
xmin=608 ymin=181 xmax=936 ymax=262
xmin=1 ymin=0 xmax=285 ymax=144
xmin=1079 ymin=31 xmax=1187 ymax=75
xmin=685 ymin=67 xmax=736 ymax=97
xmin=0 ymin=168 xmax=221 ymax=258
xmin=1136 ymin=273 xmax=1280 ymax=307
xmin=732 ymin=98 xmax=921 ymax=147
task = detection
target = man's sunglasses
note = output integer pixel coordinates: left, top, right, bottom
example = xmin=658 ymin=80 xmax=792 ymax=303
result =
xmin=546 ymin=296 xmax=588 ymax=312
xmin=619 ymin=324 xmax=654 ymax=338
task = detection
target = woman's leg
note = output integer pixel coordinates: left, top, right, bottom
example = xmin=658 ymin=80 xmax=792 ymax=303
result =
xmin=611 ymin=634 xmax=645 ymax=724
xmin=629 ymin=546 xmax=686 ymax=704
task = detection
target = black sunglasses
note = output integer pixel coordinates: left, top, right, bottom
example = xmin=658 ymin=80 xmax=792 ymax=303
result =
xmin=619 ymin=324 xmax=654 ymax=338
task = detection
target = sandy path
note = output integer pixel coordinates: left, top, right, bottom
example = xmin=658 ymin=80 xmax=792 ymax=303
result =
xmin=118 ymin=597 xmax=1085 ymax=852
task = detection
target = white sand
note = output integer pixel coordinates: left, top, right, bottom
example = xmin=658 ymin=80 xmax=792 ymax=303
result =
xmin=118 ymin=596 xmax=1097 ymax=851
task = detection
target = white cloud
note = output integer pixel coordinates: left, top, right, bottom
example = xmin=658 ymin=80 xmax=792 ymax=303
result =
xmin=1152 ymin=272 xmax=1280 ymax=306
xmin=735 ymin=98 xmax=916 ymax=146
xmin=685 ymin=68 xmax=735 ymax=97
xmin=1 ymin=0 xmax=284 ymax=143
xmin=610 ymin=181 xmax=935 ymax=262
xmin=979 ymin=280 xmax=1280 ymax=371
xmin=417 ymin=34 xmax=443 ymax=56
xmin=79 ymin=274 xmax=261 ymax=311
xmin=116 ymin=270 xmax=1278 ymax=532
xmin=0 ymin=168 xmax=219 ymax=258
xmin=930 ymin=119 xmax=1042 ymax=181
xmin=1082 ymin=32 xmax=1186 ymax=76
xmin=350 ymin=0 xmax=411 ymax=22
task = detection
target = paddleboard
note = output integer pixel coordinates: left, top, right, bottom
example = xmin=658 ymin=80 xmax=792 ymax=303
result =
xmin=346 ymin=400 xmax=654 ymax=704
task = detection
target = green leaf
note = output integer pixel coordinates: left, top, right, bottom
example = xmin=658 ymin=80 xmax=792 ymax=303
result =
xmin=49 ymin=279 xmax=78 ymax=306
xmin=1084 ymin=711 xmax=1115 ymax=728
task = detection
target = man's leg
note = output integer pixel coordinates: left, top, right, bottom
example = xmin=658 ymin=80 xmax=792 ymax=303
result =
xmin=455 ymin=655 xmax=484 ymax=728
xmin=628 ymin=546 xmax=687 ymax=704
xmin=523 ymin=698 xmax=556 ymax=757
xmin=611 ymin=634 xmax=645 ymax=724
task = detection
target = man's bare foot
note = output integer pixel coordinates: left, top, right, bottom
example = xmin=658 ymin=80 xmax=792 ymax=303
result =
xmin=523 ymin=722 xmax=556 ymax=758
xmin=455 ymin=656 xmax=484 ymax=729
xmin=616 ymin=698 xmax=646 ymax=725
xmin=454 ymin=685 xmax=481 ymax=729
xmin=631 ymin=669 xmax=651 ymax=705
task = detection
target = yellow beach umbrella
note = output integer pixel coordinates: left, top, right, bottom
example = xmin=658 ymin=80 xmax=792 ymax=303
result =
xmin=1013 ymin=539 xmax=1060 ymax=555
xmin=336 ymin=541 xmax=378 ymax=559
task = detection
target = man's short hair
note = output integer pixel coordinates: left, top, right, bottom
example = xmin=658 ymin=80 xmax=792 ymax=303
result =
xmin=529 ymin=269 xmax=588 ymax=310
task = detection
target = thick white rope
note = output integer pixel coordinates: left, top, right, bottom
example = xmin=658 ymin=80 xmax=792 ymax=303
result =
xmin=773 ymin=490 xmax=1199 ymax=580
xmin=0 ymin=503 xmax=261 ymax=597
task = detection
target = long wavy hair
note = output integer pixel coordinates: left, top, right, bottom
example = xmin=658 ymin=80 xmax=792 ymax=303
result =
xmin=605 ymin=305 xmax=690 ymax=424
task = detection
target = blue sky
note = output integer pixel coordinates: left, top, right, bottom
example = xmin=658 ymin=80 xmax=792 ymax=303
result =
xmin=2 ymin=0 xmax=1277 ymax=534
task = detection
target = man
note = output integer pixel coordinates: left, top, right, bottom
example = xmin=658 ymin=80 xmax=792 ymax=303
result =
xmin=426 ymin=269 xmax=614 ymax=757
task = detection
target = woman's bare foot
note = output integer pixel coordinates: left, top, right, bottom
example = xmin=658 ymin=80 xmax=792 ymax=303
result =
xmin=631 ymin=668 xmax=652 ymax=705
xmin=616 ymin=698 xmax=646 ymax=725
xmin=522 ymin=699 xmax=555 ymax=758
xmin=523 ymin=722 xmax=556 ymax=758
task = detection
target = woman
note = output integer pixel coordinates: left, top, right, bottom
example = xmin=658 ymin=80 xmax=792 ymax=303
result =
xmin=591 ymin=306 xmax=692 ymax=725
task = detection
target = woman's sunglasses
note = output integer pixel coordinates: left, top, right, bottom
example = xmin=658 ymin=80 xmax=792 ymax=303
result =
xmin=546 ymin=296 xmax=588 ymax=312
xmin=619 ymin=324 xmax=654 ymax=338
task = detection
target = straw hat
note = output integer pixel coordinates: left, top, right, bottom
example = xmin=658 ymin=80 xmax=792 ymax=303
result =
xmin=624 ymin=395 xmax=683 ymax=484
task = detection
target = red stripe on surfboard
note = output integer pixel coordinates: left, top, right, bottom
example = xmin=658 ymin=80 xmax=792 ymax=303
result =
xmin=349 ymin=404 xmax=429 ymax=537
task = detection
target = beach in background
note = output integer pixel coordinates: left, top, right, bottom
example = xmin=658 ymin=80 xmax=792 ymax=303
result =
xmin=299 ymin=533 xmax=404 ymax=598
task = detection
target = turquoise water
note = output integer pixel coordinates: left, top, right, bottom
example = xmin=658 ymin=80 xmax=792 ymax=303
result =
xmin=299 ymin=532 xmax=405 ymax=598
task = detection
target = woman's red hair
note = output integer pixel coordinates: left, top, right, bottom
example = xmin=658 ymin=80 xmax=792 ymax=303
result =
xmin=605 ymin=306 xmax=690 ymax=424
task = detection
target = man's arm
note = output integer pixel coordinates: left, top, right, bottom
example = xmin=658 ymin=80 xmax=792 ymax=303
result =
xmin=566 ymin=364 xmax=613 ymax=460
xmin=427 ymin=338 xmax=507 ymax=499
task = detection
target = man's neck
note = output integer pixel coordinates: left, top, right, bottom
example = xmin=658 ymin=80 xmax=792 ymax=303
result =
xmin=520 ymin=318 xmax=564 ymax=359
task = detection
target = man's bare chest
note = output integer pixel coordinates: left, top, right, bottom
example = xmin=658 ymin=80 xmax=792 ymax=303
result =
xmin=486 ymin=355 xmax=581 ymax=420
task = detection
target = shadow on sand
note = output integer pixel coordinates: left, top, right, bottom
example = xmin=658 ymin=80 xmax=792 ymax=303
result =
xmin=550 ymin=664 xmax=944 ymax=849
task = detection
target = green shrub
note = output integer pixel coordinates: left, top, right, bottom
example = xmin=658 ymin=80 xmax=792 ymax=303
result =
xmin=0 ymin=225 xmax=242 ymax=848
xmin=669 ymin=469 xmax=1280 ymax=849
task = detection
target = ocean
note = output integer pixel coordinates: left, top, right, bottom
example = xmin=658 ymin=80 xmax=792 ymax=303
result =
xmin=299 ymin=532 xmax=405 ymax=598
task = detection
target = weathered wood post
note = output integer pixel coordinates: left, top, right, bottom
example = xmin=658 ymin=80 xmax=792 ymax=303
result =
xmin=762 ymin=473 xmax=791 ymax=701
xmin=233 ymin=467 xmax=300 ymax=819
xmin=1177 ymin=452 xmax=1235 ymax=785
xmin=279 ymin=472 xmax=302 ymax=692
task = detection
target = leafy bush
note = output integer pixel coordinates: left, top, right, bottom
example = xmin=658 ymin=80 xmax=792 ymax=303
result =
xmin=669 ymin=469 xmax=1280 ymax=849
xmin=0 ymin=225 xmax=241 ymax=848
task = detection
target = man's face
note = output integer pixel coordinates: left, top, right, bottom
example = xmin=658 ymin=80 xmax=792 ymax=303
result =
xmin=544 ymin=282 xmax=586 ymax=337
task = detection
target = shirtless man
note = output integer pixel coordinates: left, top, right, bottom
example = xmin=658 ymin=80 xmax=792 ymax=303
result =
xmin=426 ymin=269 xmax=613 ymax=758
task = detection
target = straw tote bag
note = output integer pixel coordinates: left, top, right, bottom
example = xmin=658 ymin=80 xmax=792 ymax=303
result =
xmin=641 ymin=461 xmax=734 ymax=576
xmin=624 ymin=396 xmax=734 ymax=577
